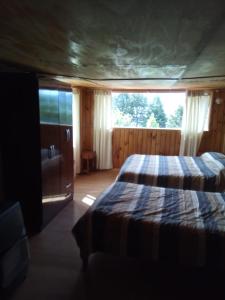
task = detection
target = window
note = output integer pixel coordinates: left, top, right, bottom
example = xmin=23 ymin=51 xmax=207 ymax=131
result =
xmin=112 ymin=92 xmax=186 ymax=129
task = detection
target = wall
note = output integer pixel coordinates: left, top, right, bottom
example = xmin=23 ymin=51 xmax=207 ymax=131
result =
xmin=80 ymin=88 xmax=94 ymax=152
xmin=0 ymin=150 xmax=3 ymax=202
xmin=80 ymin=88 xmax=225 ymax=168
xmin=112 ymin=128 xmax=180 ymax=168
xmin=199 ymin=90 xmax=225 ymax=154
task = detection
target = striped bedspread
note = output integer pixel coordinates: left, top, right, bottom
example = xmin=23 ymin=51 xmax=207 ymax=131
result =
xmin=73 ymin=181 xmax=225 ymax=269
xmin=116 ymin=152 xmax=225 ymax=192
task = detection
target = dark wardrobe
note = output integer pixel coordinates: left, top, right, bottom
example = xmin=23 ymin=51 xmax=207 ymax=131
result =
xmin=0 ymin=73 xmax=74 ymax=235
xmin=39 ymin=89 xmax=73 ymax=226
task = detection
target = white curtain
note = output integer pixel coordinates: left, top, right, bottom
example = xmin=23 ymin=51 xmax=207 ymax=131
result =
xmin=72 ymin=88 xmax=81 ymax=174
xmin=179 ymin=90 xmax=212 ymax=156
xmin=93 ymin=90 xmax=113 ymax=169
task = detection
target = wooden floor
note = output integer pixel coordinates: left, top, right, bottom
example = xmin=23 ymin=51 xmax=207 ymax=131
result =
xmin=7 ymin=170 xmax=118 ymax=300
xmin=6 ymin=169 xmax=225 ymax=300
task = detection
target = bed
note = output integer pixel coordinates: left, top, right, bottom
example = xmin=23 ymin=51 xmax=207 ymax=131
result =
xmin=116 ymin=152 xmax=225 ymax=192
xmin=73 ymin=181 xmax=225 ymax=270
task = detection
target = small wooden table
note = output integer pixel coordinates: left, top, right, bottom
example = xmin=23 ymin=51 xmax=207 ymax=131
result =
xmin=81 ymin=150 xmax=96 ymax=173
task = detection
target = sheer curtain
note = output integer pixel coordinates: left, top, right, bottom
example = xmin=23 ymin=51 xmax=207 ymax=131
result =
xmin=72 ymin=88 xmax=81 ymax=174
xmin=93 ymin=90 xmax=113 ymax=169
xmin=179 ymin=90 xmax=212 ymax=156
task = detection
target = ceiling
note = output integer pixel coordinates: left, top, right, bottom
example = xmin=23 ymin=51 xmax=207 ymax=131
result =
xmin=1 ymin=0 xmax=225 ymax=89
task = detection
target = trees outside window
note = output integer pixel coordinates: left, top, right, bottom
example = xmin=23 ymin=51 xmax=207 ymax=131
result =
xmin=149 ymin=96 xmax=167 ymax=128
xmin=166 ymin=105 xmax=183 ymax=128
xmin=112 ymin=93 xmax=151 ymax=127
xmin=112 ymin=92 xmax=185 ymax=129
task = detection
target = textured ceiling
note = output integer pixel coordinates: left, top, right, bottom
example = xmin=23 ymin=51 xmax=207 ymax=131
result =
xmin=1 ymin=0 xmax=225 ymax=89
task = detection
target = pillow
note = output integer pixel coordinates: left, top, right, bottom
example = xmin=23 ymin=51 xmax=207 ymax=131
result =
xmin=201 ymin=152 xmax=225 ymax=167
xmin=210 ymin=152 xmax=225 ymax=160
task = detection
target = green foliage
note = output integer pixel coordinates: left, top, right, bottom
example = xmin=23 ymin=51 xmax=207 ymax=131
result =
xmin=112 ymin=93 xmax=151 ymax=127
xmin=149 ymin=97 xmax=167 ymax=128
xmin=113 ymin=109 xmax=132 ymax=127
xmin=147 ymin=113 xmax=159 ymax=128
xmin=166 ymin=105 xmax=183 ymax=128
xmin=112 ymin=93 xmax=183 ymax=129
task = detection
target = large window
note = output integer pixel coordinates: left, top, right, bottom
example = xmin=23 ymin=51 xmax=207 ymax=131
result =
xmin=112 ymin=92 xmax=186 ymax=129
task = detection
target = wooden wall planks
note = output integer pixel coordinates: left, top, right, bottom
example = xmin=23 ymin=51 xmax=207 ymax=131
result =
xmin=80 ymin=88 xmax=94 ymax=152
xmin=199 ymin=91 xmax=225 ymax=155
xmin=112 ymin=128 xmax=181 ymax=168
xmin=80 ymin=88 xmax=225 ymax=168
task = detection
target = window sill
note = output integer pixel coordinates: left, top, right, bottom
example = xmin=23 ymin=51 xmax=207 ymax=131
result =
xmin=113 ymin=127 xmax=181 ymax=131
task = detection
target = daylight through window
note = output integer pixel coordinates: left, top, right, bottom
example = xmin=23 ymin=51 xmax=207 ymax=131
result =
xmin=112 ymin=92 xmax=186 ymax=129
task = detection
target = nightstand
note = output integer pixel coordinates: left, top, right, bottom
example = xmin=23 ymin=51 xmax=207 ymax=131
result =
xmin=81 ymin=150 xmax=96 ymax=173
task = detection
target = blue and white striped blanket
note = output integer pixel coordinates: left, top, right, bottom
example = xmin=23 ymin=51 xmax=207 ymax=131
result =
xmin=73 ymin=181 xmax=225 ymax=269
xmin=116 ymin=152 xmax=225 ymax=192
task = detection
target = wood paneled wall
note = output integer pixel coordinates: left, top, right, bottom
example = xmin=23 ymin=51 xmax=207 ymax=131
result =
xmin=79 ymin=88 xmax=225 ymax=169
xmin=199 ymin=90 xmax=225 ymax=154
xmin=80 ymin=88 xmax=94 ymax=152
xmin=112 ymin=128 xmax=181 ymax=168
